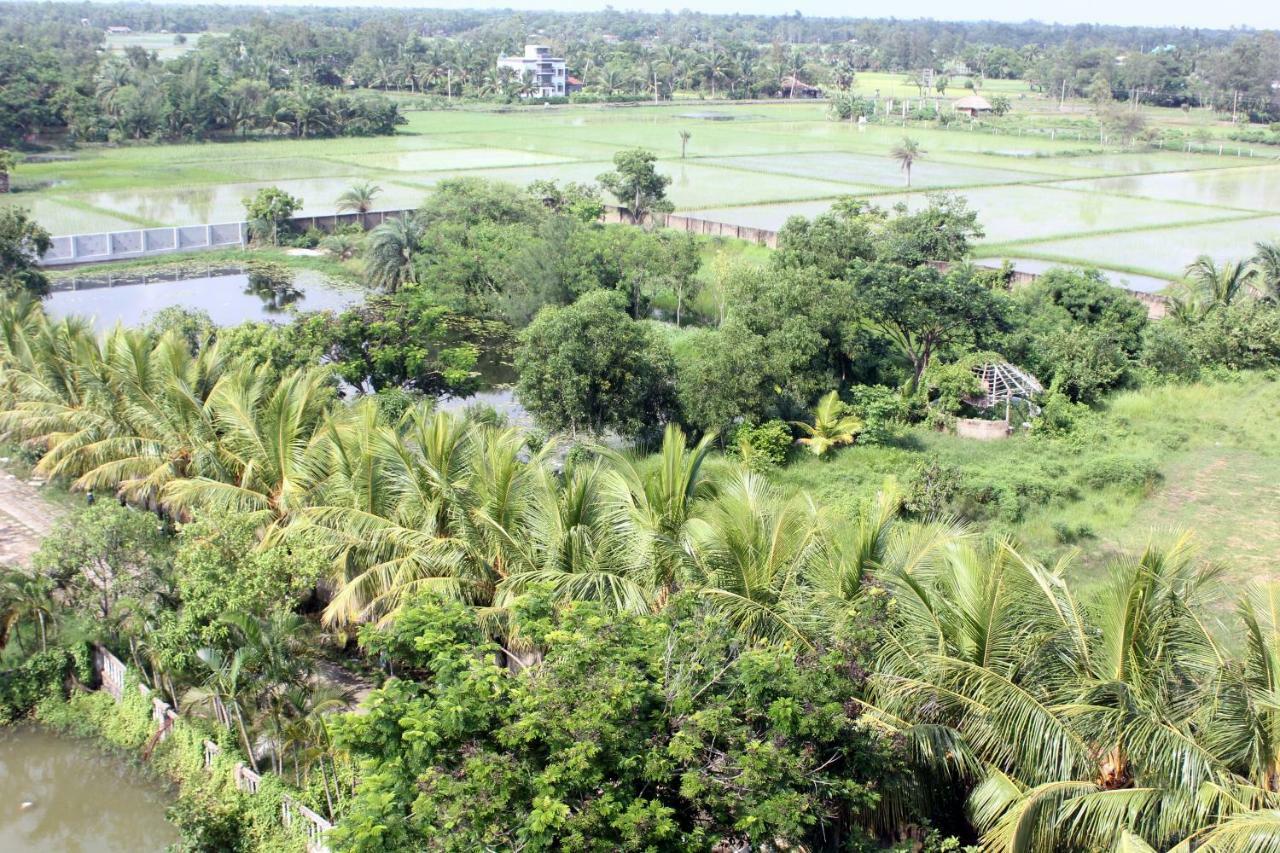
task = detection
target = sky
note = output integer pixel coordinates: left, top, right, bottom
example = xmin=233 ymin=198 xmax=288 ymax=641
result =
xmin=214 ymin=0 xmax=1279 ymax=31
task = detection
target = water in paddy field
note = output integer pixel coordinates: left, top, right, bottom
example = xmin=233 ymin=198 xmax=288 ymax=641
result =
xmin=0 ymin=724 xmax=177 ymax=852
xmin=46 ymin=265 xmax=362 ymax=332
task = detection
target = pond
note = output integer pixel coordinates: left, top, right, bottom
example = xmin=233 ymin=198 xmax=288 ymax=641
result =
xmin=0 ymin=724 xmax=178 ymax=852
xmin=46 ymin=264 xmax=363 ymax=332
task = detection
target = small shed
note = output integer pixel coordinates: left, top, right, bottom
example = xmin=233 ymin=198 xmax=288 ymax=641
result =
xmin=953 ymin=95 xmax=993 ymax=117
xmin=967 ymin=360 xmax=1043 ymax=418
xmin=780 ymin=76 xmax=822 ymax=99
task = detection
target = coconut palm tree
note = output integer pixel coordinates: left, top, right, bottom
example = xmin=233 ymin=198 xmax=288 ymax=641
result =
xmin=492 ymin=461 xmax=651 ymax=617
xmin=0 ymin=323 xmax=231 ymax=506
xmin=0 ymin=568 xmax=55 ymax=652
xmin=793 ymin=390 xmax=863 ymax=457
xmin=1186 ymin=255 xmax=1255 ymax=309
xmin=312 ymin=408 xmax=503 ymax=627
xmin=600 ymin=425 xmax=716 ymax=605
xmin=335 ymin=181 xmax=382 ymax=215
xmin=185 ymin=645 xmax=261 ymax=772
xmin=161 ymin=365 xmax=333 ymax=528
xmin=891 ymin=137 xmax=923 ymax=187
xmin=678 ymin=130 xmax=691 ymax=158
xmin=865 ymin=533 xmax=1275 ymax=851
xmin=363 ymin=214 xmax=423 ymax=292
xmin=685 ymin=471 xmax=832 ymax=647
xmin=1252 ymin=241 xmax=1280 ymax=303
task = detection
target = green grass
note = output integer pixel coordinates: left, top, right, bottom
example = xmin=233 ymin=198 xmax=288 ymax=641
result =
xmin=772 ymin=374 xmax=1280 ymax=618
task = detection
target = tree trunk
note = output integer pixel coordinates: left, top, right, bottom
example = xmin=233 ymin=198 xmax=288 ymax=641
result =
xmin=0 ymin=171 xmax=9 ymax=194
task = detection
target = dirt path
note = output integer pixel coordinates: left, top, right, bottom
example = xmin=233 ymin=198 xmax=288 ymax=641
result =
xmin=0 ymin=470 xmax=62 ymax=567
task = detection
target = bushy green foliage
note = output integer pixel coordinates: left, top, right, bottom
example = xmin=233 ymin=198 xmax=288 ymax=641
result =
xmin=332 ymin=591 xmax=906 ymax=852
xmin=729 ymin=419 xmax=793 ymax=471
xmin=32 ymin=504 xmax=174 ymax=636
xmin=153 ymin=511 xmax=327 ymax=674
xmin=1075 ymin=454 xmax=1162 ymax=492
xmin=317 ymin=291 xmax=484 ymax=394
xmin=1005 ymin=267 xmax=1147 ymax=402
xmin=0 ymin=648 xmax=70 ymax=721
xmin=1142 ymin=303 xmax=1280 ymax=373
xmin=243 ymin=187 xmax=302 ymax=246
xmin=844 ymin=384 xmax=902 ymax=445
xmin=0 ymin=206 xmax=52 ymax=297
xmin=516 ymin=290 xmax=678 ymax=439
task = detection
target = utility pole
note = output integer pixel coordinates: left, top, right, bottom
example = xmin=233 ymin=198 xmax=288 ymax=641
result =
xmin=447 ymin=68 xmax=452 ymax=101
xmin=1059 ymin=77 xmax=1067 ymax=110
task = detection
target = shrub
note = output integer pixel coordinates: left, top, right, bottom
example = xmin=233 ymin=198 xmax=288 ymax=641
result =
xmin=902 ymin=457 xmax=960 ymax=517
xmin=730 ymin=419 xmax=793 ymax=471
xmin=844 ymin=385 xmax=901 ymax=446
xmin=1076 ymin=455 xmax=1162 ymax=493
xmin=0 ymin=649 xmax=71 ymax=722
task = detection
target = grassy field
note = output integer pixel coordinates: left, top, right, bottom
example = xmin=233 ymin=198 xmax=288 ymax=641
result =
xmin=774 ymin=374 xmax=1280 ymax=619
xmin=8 ymin=99 xmax=1280 ymax=287
xmin=103 ymin=31 xmax=213 ymax=58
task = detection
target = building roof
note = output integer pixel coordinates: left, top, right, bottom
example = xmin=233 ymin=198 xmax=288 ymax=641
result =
xmin=953 ymin=95 xmax=993 ymax=111
xmin=780 ymin=75 xmax=820 ymax=92
xmin=567 ymin=76 xmax=582 ymax=85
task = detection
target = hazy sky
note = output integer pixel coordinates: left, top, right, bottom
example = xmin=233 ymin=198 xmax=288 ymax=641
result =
xmin=233 ymin=0 xmax=1278 ymax=31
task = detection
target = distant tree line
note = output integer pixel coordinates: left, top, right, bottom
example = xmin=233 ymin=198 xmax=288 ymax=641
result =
xmin=2 ymin=2 xmax=1278 ymax=148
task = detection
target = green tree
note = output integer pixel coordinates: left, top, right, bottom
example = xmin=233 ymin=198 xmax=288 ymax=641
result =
xmin=0 ymin=149 xmax=15 ymax=194
xmin=515 ymin=290 xmax=677 ymax=438
xmin=851 ymin=261 xmax=1008 ymax=391
xmin=154 ymin=511 xmax=327 ymax=674
xmin=363 ymin=214 xmax=423 ymax=292
xmin=0 ymin=207 xmax=52 ymax=297
xmin=242 ymin=186 xmax=302 ymax=246
xmin=317 ymin=291 xmax=481 ymax=394
xmin=329 ymin=590 xmax=903 ymax=852
xmin=597 ymin=148 xmax=673 ymax=225
xmin=890 ymin=136 xmax=922 ymax=187
xmin=335 ymin=181 xmax=382 ymax=215
xmin=31 ymin=504 xmax=174 ymax=638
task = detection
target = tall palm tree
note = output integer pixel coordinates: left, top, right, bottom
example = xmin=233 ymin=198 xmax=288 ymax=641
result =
xmin=311 ymin=408 xmax=504 ymax=627
xmin=685 ymin=471 xmax=831 ymax=647
xmin=335 ymin=181 xmax=382 ymax=215
xmin=363 ymin=214 xmax=423 ymax=293
xmin=891 ymin=137 xmax=923 ymax=187
xmin=492 ymin=461 xmax=651 ymax=616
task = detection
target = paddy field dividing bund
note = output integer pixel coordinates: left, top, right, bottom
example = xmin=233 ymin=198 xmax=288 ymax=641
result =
xmin=10 ymin=101 xmax=1280 ymax=288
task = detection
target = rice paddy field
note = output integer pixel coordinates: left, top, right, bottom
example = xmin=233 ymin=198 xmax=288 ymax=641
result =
xmin=11 ymin=101 xmax=1280 ymax=288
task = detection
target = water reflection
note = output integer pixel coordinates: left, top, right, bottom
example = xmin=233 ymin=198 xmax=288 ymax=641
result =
xmin=0 ymin=724 xmax=177 ymax=853
xmin=47 ymin=264 xmax=361 ymax=332
xmin=243 ymin=262 xmax=304 ymax=313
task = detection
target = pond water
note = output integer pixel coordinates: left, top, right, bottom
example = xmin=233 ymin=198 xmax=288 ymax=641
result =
xmin=46 ymin=265 xmax=363 ymax=332
xmin=0 ymin=724 xmax=177 ymax=852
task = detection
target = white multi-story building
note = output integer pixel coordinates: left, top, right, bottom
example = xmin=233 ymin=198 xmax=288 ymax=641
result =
xmin=497 ymin=44 xmax=567 ymax=98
